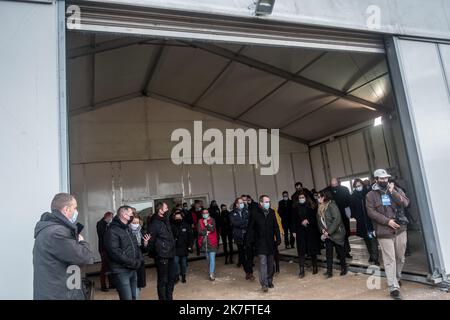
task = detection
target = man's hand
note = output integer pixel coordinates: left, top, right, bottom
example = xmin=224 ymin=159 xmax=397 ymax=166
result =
xmin=302 ymin=219 xmax=309 ymax=227
xmin=78 ymin=234 xmax=84 ymax=242
xmin=143 ymin=234 xmax=151 ymax=246
xmin=388 ymin=182 xmax=395 ymax=194
xmin=388 ymin=219 xmax=400 ymax=229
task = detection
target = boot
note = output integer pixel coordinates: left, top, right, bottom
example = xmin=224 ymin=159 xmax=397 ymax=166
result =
xmin=299 ymin=266 xmax=305 ymax=279
xmin=340 ymin=265 xmax=348 ymax=276
xmin=181 ymin=274 xmax=186 ymax=283
xmin=324 ymin=269 xmax=333 ymax=278
xmin=174 ymin=275 xmax=180 ymax=284
xmin=312 ymin=261 xmax=318 ymax=275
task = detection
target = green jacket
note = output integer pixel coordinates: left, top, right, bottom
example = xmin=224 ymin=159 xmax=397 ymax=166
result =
xmin=317 ymin=201 xmax=346 ymax=246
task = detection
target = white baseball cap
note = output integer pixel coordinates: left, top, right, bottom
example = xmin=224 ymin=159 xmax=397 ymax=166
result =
xmin=374 ymin=169 xmax=391 ymax=178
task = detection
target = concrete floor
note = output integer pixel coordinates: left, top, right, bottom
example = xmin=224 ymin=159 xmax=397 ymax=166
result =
xmin=89 ymin=255 xmax=449 ymax=300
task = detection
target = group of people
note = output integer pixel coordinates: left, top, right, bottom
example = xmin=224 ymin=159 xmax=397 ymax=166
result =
xmin=33 ymin=168 xmax=410 ymax=300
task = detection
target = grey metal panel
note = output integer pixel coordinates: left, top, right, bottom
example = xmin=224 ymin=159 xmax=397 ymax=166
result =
xmin=149 ymin=46 xmax=230 ymax=104
xmin=0 ymin=0 xmax=61 ymax=299
xmin=326 ymin=141 xmax=346 ymax=178
xmin=347 ymin=132 xmax=369 ymax=174
xmin=153 ymin=159 xmax=184 ymax=196
xmin=370 ymin=126 xmax=390 ymax=169
xmin=350 ymin=74 xmax=390 ymax=105
xmin=284 ymin=99 xmax=380 ymax=141
xmin=186 ymin=165 xmax=213 ymax=198
xmin=393 ymin=38 xmax=450 ymax=277
xmin=71 ymin=1 xmax=385 ymax=53
xmin=196 ymin=62 xmax=285 ymax=117
xmin=254 ymin=166 xmax=278 ymax=203
xmin=240 ymin=82 xmax=335 ymax=128
xmin=94 ymin=44 xmax=155 ymax=102
xmin=309 ymin=147 xmax=327 ymax=190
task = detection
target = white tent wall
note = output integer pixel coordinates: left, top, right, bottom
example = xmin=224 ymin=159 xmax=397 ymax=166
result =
xmin=70 ymin=96 xmax=312 ymax=261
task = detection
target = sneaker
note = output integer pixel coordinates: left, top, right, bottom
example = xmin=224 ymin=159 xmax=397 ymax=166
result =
xmin=390 ymin=289 xmax=401 ymax=300
xmin=262 ymin=286 xmax=268 ymax=293
xmin=209 ymin=273 xmax=215 ymax=281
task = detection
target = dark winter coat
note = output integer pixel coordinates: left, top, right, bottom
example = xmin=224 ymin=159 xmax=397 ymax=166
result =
xmin=229 ymin=207 xmax=250 ymax=245
xmin=291 ymin=203 xmax=321 ymax=256
xmin=33 ymin=210 xmax=95 ymax=300
xmin=350 ymin=189 xmax=374 ymax=238
xmin=96 ymin=218 xmax=109 ymax=252
xmin=148 ymin=213 xmax=176 ymax=258
xmin=104 ymin=216 xmax=144 ymax=273
xmin=218 ymin=210 xmax=233 ymax=236
xmin=277 ymin=199 xmax=293 ymax=225
xmin=324 ymin=185 xmax=351 ymax=219
xmin=247 ymin=207 xmax=281 ymax=255
xmin=366 ymin=184 xmax=409 ymax=239
xmin=171 ymin=220 xmax=194 ymax=257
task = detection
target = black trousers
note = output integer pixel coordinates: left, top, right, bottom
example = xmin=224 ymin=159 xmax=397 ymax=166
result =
xmin=282 ymin=220 xmax=295 ymax=247
xmin=274 ymin=245 xmax=280 ymax=272
xmin=363 ymin=236 xmax=380 ymax=262
xmin=325 ymin=239 xmax=346 ymax=272
xmin=221 ymin=233 xmax=234 ymax=260
xmin=155 ymin=257 xmax=176 ymax=300
xmin=237 ymin=244 xmax=253 ymax=274
xmin=340 ymin=215 xmax=351 ymax=255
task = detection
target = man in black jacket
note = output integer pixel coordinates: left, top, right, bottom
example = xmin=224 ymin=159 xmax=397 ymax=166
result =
xmin=148 ymin=202 xmax=177 ymax=300
xmin=219 ymin=204 xmax=234 ymax=265
xmin=247 ymin=195 xmax=281 ymax=293
xmin=104 ymin=205 xmax=148 ymax=300
xmin=278 ymin=191 xmax=295 ymax=249
xmin=96 ymin=211 xmax=113 ymax=292
xmin=324 ymin=177 xmax=352 ymax=258
xmin=33 ymin=193 xmax=95 ymax=300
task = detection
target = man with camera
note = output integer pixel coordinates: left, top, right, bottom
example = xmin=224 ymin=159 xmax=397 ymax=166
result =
xmin=366 ymin=169 xmax=410 ymax=300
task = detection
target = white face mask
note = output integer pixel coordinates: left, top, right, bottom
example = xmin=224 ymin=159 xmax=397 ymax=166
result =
xmin=130 ymin=223 xmax=140 ymax=231
xmin=70 ymin=209 xmax=78 ymax=224
xmin=356 ymin=186 xmax=363 ymax=192
xmin=299 ymin=199 xmax=306 ymax=204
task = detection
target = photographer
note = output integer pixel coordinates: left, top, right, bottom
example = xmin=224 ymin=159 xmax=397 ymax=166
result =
xmin=366 ymin=169 xmax=410 ymax=300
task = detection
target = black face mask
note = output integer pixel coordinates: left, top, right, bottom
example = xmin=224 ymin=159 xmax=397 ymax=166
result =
xmin=378 ymin=181 xmax=388 ymax=188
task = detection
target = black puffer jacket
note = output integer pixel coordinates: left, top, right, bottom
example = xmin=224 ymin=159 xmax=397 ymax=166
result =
xmin=104 ymin=216 xmax=144 ymax=273
xmin=33 ymin=210 xmax=95 ymax=300
xmin=148 ymin=213 xmax=176 ymax=258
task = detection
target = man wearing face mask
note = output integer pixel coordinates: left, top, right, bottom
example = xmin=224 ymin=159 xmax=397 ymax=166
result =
xmin=278 ymin=191 xmax=295 ymax=249
xmin=96 ymin=211 xmax=114 ymax=292
xmin=350 ymin=179 xmax=379 ymax=265
xmin=170 ymin=210 xmax=193 ymax=284
xmin=104 ymin=206 xmax=146 ymax=300
xmin=247 ymin=195 xmax=281 ymax=292
xmin=366 ymin=169 xmax=409 ymax=300
xmin=33 ymin=193 xmax=95 ymax=300
xmin=148 ymin=202 xmax=177 ymax=300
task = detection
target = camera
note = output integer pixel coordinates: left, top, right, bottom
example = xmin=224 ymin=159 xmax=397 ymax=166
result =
xmin=395 ymin=209 xmax=409 ymax=226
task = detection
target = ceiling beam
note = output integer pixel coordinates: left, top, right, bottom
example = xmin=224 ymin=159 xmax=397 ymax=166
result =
xmin=144 ymin=91 xmax=310 ymax=144
xmin=68 ymin=37 xmax=149 ymax=59
xmin=189 ymin=42 xmax=392 ymax=114
xmin=141 ymin=42 xmax=166 ymax=94
xmin=69 ymin=92 xmax=143 ymax=117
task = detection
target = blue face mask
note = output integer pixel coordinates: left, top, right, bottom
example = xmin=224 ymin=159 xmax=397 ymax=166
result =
xmin=239 ymin=203 xmax=245 ymax=210
xmin=263 ymin=202 xmax=270 ymax=210
xmin=70 ymin=209 xmax=78 ymax=224
xmin=202 ymin=213 xmax=209 ymax=219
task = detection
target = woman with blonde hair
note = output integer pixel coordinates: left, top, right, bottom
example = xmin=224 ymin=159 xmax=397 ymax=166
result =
xmin=317 ymin=190 xmax=347 ymax=278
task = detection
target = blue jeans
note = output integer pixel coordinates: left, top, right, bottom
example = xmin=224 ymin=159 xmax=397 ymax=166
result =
xmin=112 ymin=270 xmax=137 ymax=300
xmin=206 ymin=252 xmax=216 ymax=274
xmin=174 ymin=256 xmax=188 ymax=276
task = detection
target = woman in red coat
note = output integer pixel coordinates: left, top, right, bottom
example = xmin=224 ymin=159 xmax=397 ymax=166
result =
xmin=198 ymin=209 xmax=218 ymax=281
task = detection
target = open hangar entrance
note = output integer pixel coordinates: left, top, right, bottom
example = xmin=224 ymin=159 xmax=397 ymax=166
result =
xmin=66 ymin=1 xmax=432 ymax=284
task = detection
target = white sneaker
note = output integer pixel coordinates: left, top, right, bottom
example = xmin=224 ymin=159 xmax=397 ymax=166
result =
xmin=209 ymin=273 xmax=215 ymax=281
